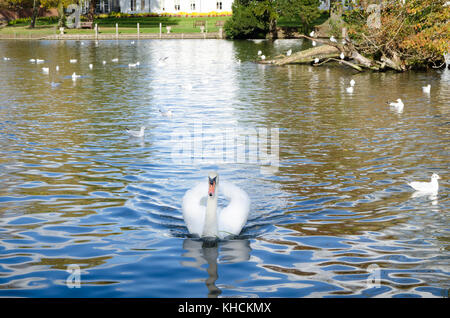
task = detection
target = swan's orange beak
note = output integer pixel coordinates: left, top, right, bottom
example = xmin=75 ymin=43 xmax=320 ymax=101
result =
xmin=208 ymin=179 xmax=216 ymax=197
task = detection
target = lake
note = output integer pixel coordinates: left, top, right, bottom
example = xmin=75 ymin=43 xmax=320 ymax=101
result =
xmin=0 ymin=39 xmax=448 ymax=297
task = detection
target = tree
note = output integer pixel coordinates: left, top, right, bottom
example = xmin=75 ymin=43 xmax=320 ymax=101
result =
xmin=342 ymin=0 xmax=450 ymax=70
xmin=277 ymin=0 xmax=321 ymax=34
xmin=88 ymin=0 xmax=95 ymax=22
xmin=224 ymin=0 xmax=278 ymax=39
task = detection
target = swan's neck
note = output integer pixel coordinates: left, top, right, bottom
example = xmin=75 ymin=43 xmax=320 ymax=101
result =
xmin=202 ymin=195 xmax=218 ymax=238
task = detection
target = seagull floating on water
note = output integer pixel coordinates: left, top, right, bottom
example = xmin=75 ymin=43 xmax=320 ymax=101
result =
xmin=89 ymin=64 xmax=93 ymax=70
xmin=159 ymin=109 xmax=173 ymax=118
xmin=72 ymin=72 xmax=81 ymax=81
xmin=56 ymin=65 xmax=59 ymax=72
xmin=36 ymin=59 xmax=44 ymax=64
xmin=350 ymin=79 xmax=355 ymax=87
xmin=3 ymin=57 xmax=10 ymax=61
xmin=50 ymin=82 xmax=60 ymax=88
xmin=388 ymin=98 xmax=404 ymax=113
xmin=422 ymin=84 xmax=431 ymax=94
xmin=111 ymin=58 xmax=119 ymax=62
xmin=42 ymin=67 xmax=49 ymax=74
xmin=102 ymin=60 xmax=106 ymax=65
xmin=125 ymin=126 xmax=145 ymax=138
xmin=128 ymin=62 xmax=140 ymax=68
xmin=70 ymin=59 xmax=77 ymax=64
xmin=286 ymin=49 xmax=292 ymax=57
xmin=314 ymin=57 xmax=319 ymax=64
xmin=408 ymin=173 xmax=441 ymax=193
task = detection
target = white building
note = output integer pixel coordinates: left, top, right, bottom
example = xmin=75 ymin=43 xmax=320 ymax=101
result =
xmin=92 ymin=0 xmax=233 ymax=14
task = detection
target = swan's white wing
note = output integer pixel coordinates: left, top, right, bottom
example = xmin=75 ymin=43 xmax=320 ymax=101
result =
xmin=217 ymin=181 xmax=250 ymax=238
xmin=182 ymin=182 xmax=207 ymax=236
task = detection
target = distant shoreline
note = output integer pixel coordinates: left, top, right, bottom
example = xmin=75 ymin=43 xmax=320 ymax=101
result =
xmin=0 ymin=32 xmax=224 ymax=40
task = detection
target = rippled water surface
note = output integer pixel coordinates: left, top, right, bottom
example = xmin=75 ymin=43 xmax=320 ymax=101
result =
xmin=0 ymin=39 xmax=449 ymax=297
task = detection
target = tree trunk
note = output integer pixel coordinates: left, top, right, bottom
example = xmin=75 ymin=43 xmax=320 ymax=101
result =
xmin=30 ymin=0 xmax=40 ymax=29
xmin=88 ymin=0 xmax=96 ymax=22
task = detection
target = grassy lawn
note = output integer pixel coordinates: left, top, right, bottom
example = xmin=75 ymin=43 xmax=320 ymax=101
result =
xmin=0 ymin=15 xmax=231 ymax=36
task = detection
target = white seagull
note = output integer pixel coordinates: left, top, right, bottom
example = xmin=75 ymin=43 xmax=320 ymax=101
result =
xmin=102 ymin=60 xmax=107 ymax=65
xmin=312 ymin=40 xmax=317 ymax=46
xmin=408 ymin=173 xmax=441 ymax=193
xmin=3 ymin=57 xmax=10 ymax=61
xmin=111 ymin=58 xmax=119 ymax=62
xmin=71 ymin=72 xmax=81 ymax=81
xmin=340 ymin=52 xmax=345 ymax=60
xmin=389 ymin=98 xmax=404 ymax=112
xmin=257 ymin=50 xmax=262 ymax=56
xmin=89 ymin=64 xmax=93 ymax=70
xmin=346 ymin=86 xmax=354 ymax=93
xmin=70 ymin=59 xmax=77 ymax=64
xmin=125 ymin=126 xmax=145 ymax=138
xmin=330 ymin=36 xmax=337 ymax=43
xmin=286 ymin=49 xmax=292 ymax=57
xmin=36 ymin=59 xmax=44 ymax=64
xmin=422 ymin=84 xmax=431 ymax=94
xmin=42 ymin=67 xmax=49 ymax=74
xmin=56 ymin=65 xmax=60 ymax=72
xmin=159 ymin=109 xmax=173 ymax=118
xmin=314 ymin=57 xmax=319 ymax=64
xmin=350 ymin=79 xmax=355 ymax=87
xmin=310 ymin=30 xmax=315 ymax=37
xmin=260 ymin=55 xmax=266 ymax=60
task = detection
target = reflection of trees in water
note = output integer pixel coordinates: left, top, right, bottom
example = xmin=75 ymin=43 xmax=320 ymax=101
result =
xmin=181 ymin=238 xmax=252 ymax=298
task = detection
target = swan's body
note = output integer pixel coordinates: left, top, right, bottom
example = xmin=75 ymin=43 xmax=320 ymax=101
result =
xmin=408 ymin=173 xmax=440 ymax=193
xmin=182 ymin=172 xmax=250 ymax=239
xmin=125 ymin=126 xmax=145 ymax=138
xmin=389 ymin=98 xmax=404 ymax=113
xmin=422 ymin=84 xmax=431 ymax=94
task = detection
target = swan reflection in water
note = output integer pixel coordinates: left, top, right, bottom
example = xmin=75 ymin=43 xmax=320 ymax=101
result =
xmin=181 ymin=238 xmax=252 ymax=297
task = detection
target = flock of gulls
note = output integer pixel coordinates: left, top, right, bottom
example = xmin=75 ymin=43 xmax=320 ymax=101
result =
xmin=2 ymin=39 xmax=443 ymax=240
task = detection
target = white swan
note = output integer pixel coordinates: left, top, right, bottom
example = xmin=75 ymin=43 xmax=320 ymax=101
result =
xmin=182 ymin=172 xmax=250 ymax=239
xmin=408 ymin=173 xmax=440 ymax=193
xmin=422 ymin=84 xmax=431 ymax=94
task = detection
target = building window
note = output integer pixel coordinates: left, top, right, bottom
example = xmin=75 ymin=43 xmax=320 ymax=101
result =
xmin=190 ymin=0 xmax=196 ymax=10
xmin=174 ymin=0 xmax=180 ymax=11
xmin=216 ymin=1 xmax=222 ymax=10
xmin=130 ymin=0 xmax=136 ymax=11
xmin=141 ymin=0 xmax=145 ymax=10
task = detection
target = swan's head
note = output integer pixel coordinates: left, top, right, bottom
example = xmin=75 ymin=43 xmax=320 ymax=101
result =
xmin=431 ymin=173 xmax=441 ymax=180
xmin=207 ymin=172 xmax=219 ymax=197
